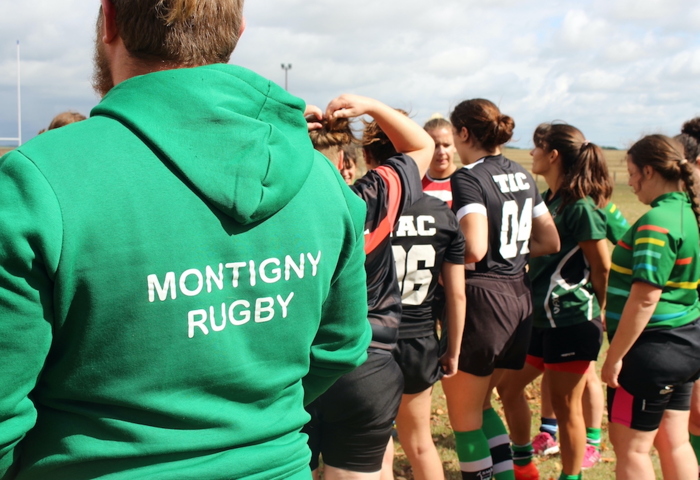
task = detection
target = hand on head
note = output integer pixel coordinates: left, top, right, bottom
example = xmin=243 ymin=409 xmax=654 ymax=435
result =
xmin=303 ymin=104 xmax=323 ymax=131
xmin=325 ymin=94 xmax=376 ymax=120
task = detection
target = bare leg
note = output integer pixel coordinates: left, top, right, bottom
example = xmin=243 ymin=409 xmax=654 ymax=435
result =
xmin=608 ymin=421 xmax=657 ymax=480
xmin=442 ymin=371 xmax=492 ymax=431
xmin=654 ymin=409 xmax=696 ymax=480
xmin=689 ymin=379 xmax=700 ymax=436
xmin=497 ymin=363 xmax=543 ymax=446
xmin=324 ymin=465 xmax=382 ymax=480
xmin=379 ymin=437 xmax=394 ymax=480
xmin=540 ymin=372 xmax=554 ymax=419
xmin=394 ymin=388 xmax=444 ymax=480
xmin=582 ymin=362 xmax=604 ymax=429
xmin=547 ymin=369 xmax=586 ymax=476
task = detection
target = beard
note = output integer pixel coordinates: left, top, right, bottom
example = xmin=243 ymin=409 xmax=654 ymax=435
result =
xmin=91 ymin=12 xmax=114 ymax=97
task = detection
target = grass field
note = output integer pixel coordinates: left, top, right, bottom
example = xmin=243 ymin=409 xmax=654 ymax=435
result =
xmin=388 ymin=147 xmax=657 ymax=480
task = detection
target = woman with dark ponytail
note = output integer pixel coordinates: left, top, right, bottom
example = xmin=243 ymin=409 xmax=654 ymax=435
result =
xmin=674 ymin=116 xmax=700 ymax=478
xmin=498 ymin=123 xmax=612 ymax=480
xmin=442 ymin=99 xmax=559 ymax=480
xmin=602 ymin=134 xmax=700 ymax=480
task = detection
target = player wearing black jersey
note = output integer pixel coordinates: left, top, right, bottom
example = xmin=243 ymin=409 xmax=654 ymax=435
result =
xmin=304 ymin=95 xmax=433 ymax=480
xmin=383 ymin=194 xmax=465 ymax=480
xmin=441 ymin=99 xmax=559 ymax=480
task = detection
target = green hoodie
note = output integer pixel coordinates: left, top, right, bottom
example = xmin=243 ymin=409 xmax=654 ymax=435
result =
xmin=0 ymin=64 xmax=371 ymax=479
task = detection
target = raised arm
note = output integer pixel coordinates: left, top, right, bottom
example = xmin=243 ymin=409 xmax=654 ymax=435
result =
xmin=326 ymin=94 xmax=434 ymax=177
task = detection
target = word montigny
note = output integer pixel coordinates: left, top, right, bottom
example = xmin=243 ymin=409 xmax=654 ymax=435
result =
xmin=146 ymin=252 xmax=322 ymax=338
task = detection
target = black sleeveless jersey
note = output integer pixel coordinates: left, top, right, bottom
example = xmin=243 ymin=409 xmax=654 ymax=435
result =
xmin=391 ymin=194 xmax=464 ymax=338
xmin=451 ymin=155 xmax=547 ymax=275
xmin=351 ymin=154 xmax=422 ymax=350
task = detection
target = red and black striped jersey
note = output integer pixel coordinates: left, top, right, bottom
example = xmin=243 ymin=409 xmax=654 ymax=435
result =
xmin=451 ymin=154 xmax=548 ymax=275
xmin=351 ymin=154 xmax=422 ymax=350
xmin=391 ymin=194 xmax=464 ymax=339
xmin=422 ymin=173 xmax=454 ymax=208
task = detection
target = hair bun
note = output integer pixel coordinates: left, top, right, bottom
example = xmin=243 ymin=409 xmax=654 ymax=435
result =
xmin=682 ymin=117 xmax=700 ymax=142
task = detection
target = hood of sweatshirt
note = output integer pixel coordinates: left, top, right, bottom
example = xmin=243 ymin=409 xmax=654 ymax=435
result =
xmin=91 ymin=64 xmax=314 ymax=225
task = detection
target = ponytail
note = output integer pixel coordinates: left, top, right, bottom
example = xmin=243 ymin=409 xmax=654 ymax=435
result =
xmin=533 ymin=123 xmax=612 ymax=209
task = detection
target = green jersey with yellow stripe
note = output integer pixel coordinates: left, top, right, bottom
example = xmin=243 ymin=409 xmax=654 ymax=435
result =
xmin=603 ymin=201 xmax=630 ymax=244
xmin=606 ymin=191 xmax=700 ymax=337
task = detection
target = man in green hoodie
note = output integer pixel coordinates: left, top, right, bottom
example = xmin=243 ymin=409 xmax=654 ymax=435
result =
xmin=0 ymin=1 xmax=371 ymax=479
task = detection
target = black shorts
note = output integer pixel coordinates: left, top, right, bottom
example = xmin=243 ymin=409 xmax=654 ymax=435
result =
xmin=458 ymin=272 xmax=533 ymax=376
xmin=607 ymin=319 xmax=700 ymax=431
xmin=393 ymin=333 xmax=444 ymax=394
xmin=527 ymin=318 xmax=603 ymax=373
xmin=303 ymin=350 xmax=403 ymax=472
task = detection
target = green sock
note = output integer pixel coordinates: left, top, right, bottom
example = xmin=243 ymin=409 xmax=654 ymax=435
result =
xmin=690 ymin=433 xmax=700 ymax=466
xmin=454 ymin=429 xmax=493 ymax=480
xmin=586 ymin=427 xmax=601 ymax=450
xmin=482 ymin=408 xmax=514 ymax=480
xmin=511 ymin=443 xmax=533 ymax=467
xmin=559 ymin=474 xmax=582 ymax=480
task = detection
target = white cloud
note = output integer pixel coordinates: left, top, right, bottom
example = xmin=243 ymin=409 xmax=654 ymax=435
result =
xmin=1 ymin=0 xmax=700 ymax=148
xmin=555 ymin=10 xmax=611 ymax=50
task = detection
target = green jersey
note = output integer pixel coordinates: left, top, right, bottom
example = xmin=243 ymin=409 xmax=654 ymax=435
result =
xmin=530 ymin=192 xmax=607 ymax=328
xmin=607 ymin=192 xmax=700 ymax=337
xmin=603 ymin=201 xmax=630 ymax=244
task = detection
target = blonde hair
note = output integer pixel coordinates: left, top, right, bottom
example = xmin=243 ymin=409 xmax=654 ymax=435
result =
xmin=108 ymin=0 xmax=244 ymax=66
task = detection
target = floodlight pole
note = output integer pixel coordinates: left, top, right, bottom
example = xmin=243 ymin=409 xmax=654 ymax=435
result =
xmin=281 ymin=63 xmax=292 ymax=91
xmin=17 ymin=40 xmax=22 ymax=145
xmin=0 ymin=40 xmax=21 ymax=145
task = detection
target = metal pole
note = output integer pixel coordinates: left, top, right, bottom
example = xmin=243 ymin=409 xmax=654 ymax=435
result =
xmin=17 ymin=40 xmax=21 ymax=145
xmin=0 ymin=41 xmax=21 ymax=145
xmin=280 ymin=63 xmax=292 ymax=91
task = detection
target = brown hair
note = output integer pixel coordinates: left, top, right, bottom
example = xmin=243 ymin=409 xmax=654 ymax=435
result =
xmin=450 ymin=99 xmax=514 ymax=151
xmin=362 ymin=109 xmax=408 ymax=165
xmin=533 ymin=123 xmax=612 ymax=209
xmin=107 ymin=0 xmax=244 ymax=66
xmin=628 ymin=134 xmax=700 ymax=226
xmin=675 ymin=117 xmax=700 ymax=164
xmin=308 ymin=117 xmax=357 ymax=164
xmin=423 ymin=116 xmax=452 ymax=132
xmin=48 ymin=111 xmax=87 ymax=130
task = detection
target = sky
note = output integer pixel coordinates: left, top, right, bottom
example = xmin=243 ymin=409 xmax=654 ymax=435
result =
xmin=1 ymin=0 xmax=700 ymax=149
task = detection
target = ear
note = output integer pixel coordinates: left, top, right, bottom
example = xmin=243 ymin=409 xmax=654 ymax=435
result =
xmin=239 ymin=17 xmax=246 ymax=37
xmin=458 ymin=127 xmax=469 ymax=142
xmin=642 ymin=164 xmax=654 ymax=179
xmin=100 ymin=0 xmax=119 ymax=44
xmin=548 ymin=148 xmax=560 ymax=164
xmin=336 ymin=149 xmax=344 ymax=171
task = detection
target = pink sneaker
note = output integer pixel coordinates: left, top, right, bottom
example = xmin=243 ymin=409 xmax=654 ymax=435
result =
xmin=582 ymin=444 xmax=600 ymax=469
xmin=532 ymin=432 xmax=559 ymax=456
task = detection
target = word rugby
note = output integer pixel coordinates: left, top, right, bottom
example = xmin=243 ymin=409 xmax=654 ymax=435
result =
xmin=146 ymin=251 xmax=322 ymax=338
